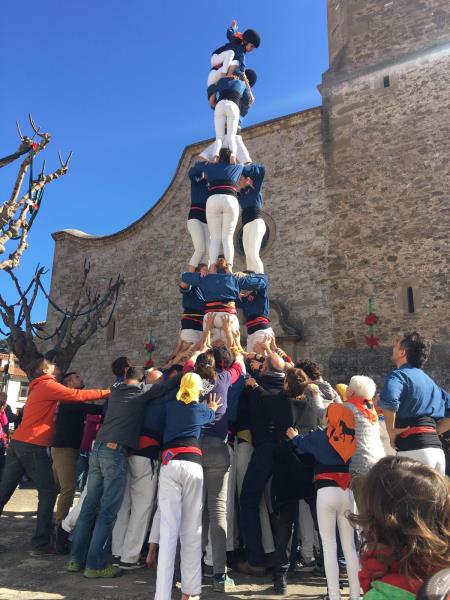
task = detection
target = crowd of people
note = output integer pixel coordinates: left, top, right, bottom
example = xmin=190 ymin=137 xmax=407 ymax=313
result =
xmin=1 ymin=19 xmax=450 ymax=600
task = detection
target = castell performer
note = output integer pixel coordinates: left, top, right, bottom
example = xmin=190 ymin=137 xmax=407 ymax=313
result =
xmin=187 ymin=161 xmax=210 ymax=270
xmin=178 ymin=264 xmax=207 ymax=349
xmin=190 ymin=149 xmax=243 ymax=269
xmin=239 ymin=163 xmax=266 ymax=273
xmin=182 ymin=257 xmax=266 ymax=343
xmin=238 ymin=273 xmax=274 ymax=351
xmin=201 ymin=68 xmax=257 ymax=165
xmin=208 ymin=20 xmax=260 ymax=90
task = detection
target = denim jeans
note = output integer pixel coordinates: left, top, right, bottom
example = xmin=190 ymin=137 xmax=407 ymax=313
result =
xmin=240 ymin=442 xmax=275 ymax=566
xmin=69 ymin=441 xmax=128 ymax=569
xmin=0 ymin=439 xmax=57 ymax=549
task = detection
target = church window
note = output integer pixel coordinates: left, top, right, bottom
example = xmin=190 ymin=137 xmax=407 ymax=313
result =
xmin=383 ymin=75 xmax=390 ymax=88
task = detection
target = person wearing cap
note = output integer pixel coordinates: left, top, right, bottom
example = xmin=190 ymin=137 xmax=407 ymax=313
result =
xmin=207 ymin=20 xmax=260 ymax=90
xmin=154 ymin=372 xmax=220 ymax=600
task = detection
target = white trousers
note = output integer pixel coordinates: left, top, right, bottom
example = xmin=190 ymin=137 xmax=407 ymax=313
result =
xmin=112 ymin=456 xmax=158 ymax=563
xmin=316 ymin=487 xmax=361 ymax=600
xmin=212 ymin=100 xmax=240 ymax=158
xmin=199 ymin=135 xmax=252 ymax=165
xmin=235 ymin=441 xmax=275 ymax=553
xmin=154 ymin=460 xmax=203 ymax=600
xmin=61 ymin=484 xmax=87 ymax=533
xmin=180 ymin=328 xmax=203 ymax=345
xmin=187 ymin=218 xmax=209 ymax=267
xmin=207 ymin=51 xmax=239 ymax=86
xmin=242 ymin=218 xmax=266 ymax=273
xmin=206 ymin=194 xmax=239 ymax=265
xmin=204 ymin=312 xmax=240 ymax=344
xmin=246 ymin=327 xmax=275 ymax=353
xmin=398 ymin=448 xmax=446 ymax=475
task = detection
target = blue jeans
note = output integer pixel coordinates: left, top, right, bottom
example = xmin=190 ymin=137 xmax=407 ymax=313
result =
xmin=69 ymin=441 xmax=128 ymax=569
xmin=240 ymin=443 xmax=275 ymax=566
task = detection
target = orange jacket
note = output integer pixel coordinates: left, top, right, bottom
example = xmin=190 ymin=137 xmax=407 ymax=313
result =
xmin=13 ymin=374 xmax=110 ymax=447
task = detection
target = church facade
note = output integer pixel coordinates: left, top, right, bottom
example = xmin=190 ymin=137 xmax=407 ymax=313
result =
xmin=47 ymin=0 xmax=450 ymax=387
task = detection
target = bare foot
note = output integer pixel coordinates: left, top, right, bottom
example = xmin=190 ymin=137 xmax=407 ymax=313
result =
xmin=212 ymin=155 xmax=219 ymax=163
xmin=230 ymin=155 xmax=237 ymax=164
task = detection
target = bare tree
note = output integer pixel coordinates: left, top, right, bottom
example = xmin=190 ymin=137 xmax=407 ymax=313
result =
xmin=0 ymin=115 xmax=72 ymax=270
xmin=0 ymin=261 xmax=124 ymax=379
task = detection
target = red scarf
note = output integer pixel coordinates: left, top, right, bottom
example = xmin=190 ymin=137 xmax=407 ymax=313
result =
xmin=360 ymin=548 xmax=433 ymax=596
xmin=346 ymin=396 xmax=378 ymax=424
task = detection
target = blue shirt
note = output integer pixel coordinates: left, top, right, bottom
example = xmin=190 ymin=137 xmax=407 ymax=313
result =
xmin=188 ymin=162 xmax=209 ymax=207
xmin=379 ymin=363 xmax=450 ymax=421
xmin=238 ymin=274 xmax=269 ymax=319
xmin=215 ymin=77 xmax=250 ymax=105
xmin=292 ymin=428 xmax=348 ymax=467
xmin=239 ymin=164 xmax=265 ymax=210
xmin=180 ymin=285 xmax=205 ymax=313
xmin=212 ymin=26 xmax=247 ymax=74
xmin=163 ymin=399 xmax=215 ymax=444
xmin=181 ymin=272 xmax=266 ymax=303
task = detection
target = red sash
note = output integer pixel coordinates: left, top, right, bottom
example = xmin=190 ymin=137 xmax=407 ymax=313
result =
xmin=138 ymin=435 xmax=160 ymax=450
xmin=398 ymin=426 xmax=436 ymax=439
xmin=315 ymin=472 xmax=351 ymax=490
xmin=245 ymin=316 xmax=270 ymax=328
xmin=162 ymin=446 xmax=202 ymax=465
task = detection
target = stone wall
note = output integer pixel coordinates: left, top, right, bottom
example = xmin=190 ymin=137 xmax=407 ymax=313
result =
xmin=327 ymin=0 xmax=450 ymax=78
xmin=322 ymin=44 xmax=450 ymax=387
xmin=47 ymin=108 xmax=328 ymax=387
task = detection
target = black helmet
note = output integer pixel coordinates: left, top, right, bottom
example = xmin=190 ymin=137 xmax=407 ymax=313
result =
xmin=243 ymin=29 xmax=260 ymax=48
xmin=245 ymin=69 xmax=257 ymax=87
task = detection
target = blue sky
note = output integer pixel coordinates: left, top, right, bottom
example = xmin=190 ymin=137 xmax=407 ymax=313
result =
xmin=0 ymin=0 xmax=328 ymax=323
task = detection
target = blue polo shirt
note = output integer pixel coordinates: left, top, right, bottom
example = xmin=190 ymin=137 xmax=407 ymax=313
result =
xmin=181 ymin=272 xmax=266 ymax=303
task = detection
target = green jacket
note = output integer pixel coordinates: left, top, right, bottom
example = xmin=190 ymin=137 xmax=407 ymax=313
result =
xmin=364 ymin=581 xmax=416 ymax=599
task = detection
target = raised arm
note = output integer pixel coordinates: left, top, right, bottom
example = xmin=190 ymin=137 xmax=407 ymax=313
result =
xmin=43 ymin=379 xmax=109 ymax=403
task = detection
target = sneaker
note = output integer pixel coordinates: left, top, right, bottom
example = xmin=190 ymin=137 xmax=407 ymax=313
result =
xmin=294 ymin=558 xmax=317 ymax=572
xmin=202 ymin=562 xmax=214 ymax=578
xmin=212 ymin=573 xmax=235 ymax=592
xmin=273 ymin=570 xmax=288 ymax=595
xmin=119 ymin=559 xmax=146 ymax=570
xmin=30 ymin=545 xmax=56 ymax=557
xmin=112 ymin=555 xmax=121 ymax=566
xmin=83 ymin=565 xmax=122 ymax=578
xmin=235 ymin=559 xmax=266 ymax=577
xmin=67 ymin=561 xmax=83 ymax=572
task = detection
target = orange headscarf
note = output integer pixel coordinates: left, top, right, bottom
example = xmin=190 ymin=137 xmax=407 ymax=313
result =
xmin=325 ymin=403 xmax=357 ymax=462
xmin=345 ymin=396 xmax=378 ymax=424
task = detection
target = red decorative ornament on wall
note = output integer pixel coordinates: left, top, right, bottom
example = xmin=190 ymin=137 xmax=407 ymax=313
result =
xmin=365 ymin=298 xmax=380 ymax=348
xmin=144 ymin=329 xmax=156 ymax=369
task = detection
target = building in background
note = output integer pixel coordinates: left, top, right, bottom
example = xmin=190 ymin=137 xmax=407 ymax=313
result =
xmin=0 ymin=353 xmax=29 ymax=414
xmin=45 ymin=0 xmax=450 ymax=388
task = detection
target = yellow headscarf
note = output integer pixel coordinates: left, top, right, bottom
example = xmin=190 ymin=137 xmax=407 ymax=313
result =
xmin=335 ymin=383 xmax=348 ymax=401
xmin=176 ymin=372 xmax=203 ymax=405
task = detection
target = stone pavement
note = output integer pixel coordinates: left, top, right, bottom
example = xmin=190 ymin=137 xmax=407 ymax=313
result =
xmin=0 ymin=489 xmax=331 ymax=600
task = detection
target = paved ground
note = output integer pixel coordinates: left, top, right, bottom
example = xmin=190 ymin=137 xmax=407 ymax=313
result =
xmin=0 ymin=489 xmax=332 ymax=600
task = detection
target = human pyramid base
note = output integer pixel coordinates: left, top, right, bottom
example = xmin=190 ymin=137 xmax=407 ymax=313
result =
xmin=0 ymin=20 xmax=449 ymax=600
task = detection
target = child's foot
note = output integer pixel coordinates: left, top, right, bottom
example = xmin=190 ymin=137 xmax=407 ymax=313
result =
xmin=230 ymin=155 xmax=237 ymax=164
xmin=212 ymin=155 xmax=219 ymax=163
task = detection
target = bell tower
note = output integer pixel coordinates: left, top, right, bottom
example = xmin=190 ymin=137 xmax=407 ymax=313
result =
xmin=325 ymin=0 xmax=450 ymax=81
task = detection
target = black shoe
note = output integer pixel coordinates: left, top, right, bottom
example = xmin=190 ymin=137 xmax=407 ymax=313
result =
xmin=273 ymin=570 xmax=288 ymax=595
xmin=30 ymin=545 xmax=56 ymax=557
xmin=55 ymin=525 xmax=70 ymax=555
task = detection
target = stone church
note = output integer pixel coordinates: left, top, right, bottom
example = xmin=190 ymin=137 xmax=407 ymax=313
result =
xmin=47 ymin=0 xmax=450 ymax=388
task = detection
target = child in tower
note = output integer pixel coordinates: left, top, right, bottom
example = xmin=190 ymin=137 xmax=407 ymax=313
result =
xmin=208 ymin=20 xmax=260 ymax=94
xmin=187 ymin=161 xmax=210 ymax=270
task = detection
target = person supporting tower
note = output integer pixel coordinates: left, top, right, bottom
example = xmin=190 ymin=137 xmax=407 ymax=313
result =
xmin=190 ymin=149 xmax=244 ymax=269
xmin=187 ymin=161 xmax=210 ymax=271
xmin=238 ymin=273 xmax=274 ymax=351
xmin=239 ymin=163 xmax=267 ymax=273
xmin=178 ymin=265 xmax=207 ymax=349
